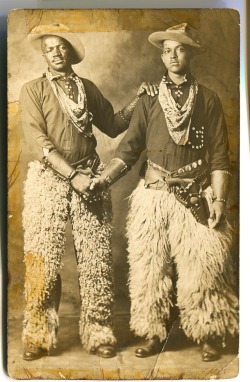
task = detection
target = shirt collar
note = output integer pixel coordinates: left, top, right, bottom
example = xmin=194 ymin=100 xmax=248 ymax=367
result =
xmin=43 ymin=68 xmax=76 ymax=81
xmin=163 ymin=72 xmax=193 ymax=89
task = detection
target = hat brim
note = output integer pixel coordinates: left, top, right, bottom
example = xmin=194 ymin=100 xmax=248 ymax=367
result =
xmin=28 ymin=32 xmax=85 ymax=64
xmin=148 ymin=30 xmax=205 ymax=54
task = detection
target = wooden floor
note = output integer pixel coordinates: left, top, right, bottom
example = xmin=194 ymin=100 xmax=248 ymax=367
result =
xmin=7 ymin=313 xmax=238 ymax=380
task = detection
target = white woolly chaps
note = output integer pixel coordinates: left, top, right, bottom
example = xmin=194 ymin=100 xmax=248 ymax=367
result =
xmin=126 ymin=180 xmax=239 ymax=344
xmin=22 ymin=161 xmax=116 ymax=352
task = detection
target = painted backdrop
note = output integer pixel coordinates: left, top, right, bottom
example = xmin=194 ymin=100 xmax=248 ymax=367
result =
xmin=8 ymin=8 xmax=239 ymax=321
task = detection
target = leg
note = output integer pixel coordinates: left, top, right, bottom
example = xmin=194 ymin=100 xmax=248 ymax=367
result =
xmin=49 ymin=274 xmax=62 ymax=314
xmin=22 ymin=162 xmax=69 ymax=359
xmin=167 ymin=188 xmax=239 ymax=360
xmin=70 ymin=190 xmax=116 ymax=356
xmin=126 ymin=181 xmax=174 ymax=355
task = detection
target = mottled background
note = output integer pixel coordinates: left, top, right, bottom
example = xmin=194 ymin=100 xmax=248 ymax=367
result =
xmin=8 ymin=9 xmax=239 ymax=322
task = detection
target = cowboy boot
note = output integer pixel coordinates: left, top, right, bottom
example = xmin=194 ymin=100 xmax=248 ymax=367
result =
xmin=135 ymin=336 xmax=164 ymax=358
xmin=201 ymin=339 xmax=220 ymax=362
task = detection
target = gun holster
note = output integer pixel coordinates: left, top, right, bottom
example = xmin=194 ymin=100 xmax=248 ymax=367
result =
xmin=174 ymin=180 xmax=210 ymax=226
xmin=144 ymin=163 xmax=211 ymax=226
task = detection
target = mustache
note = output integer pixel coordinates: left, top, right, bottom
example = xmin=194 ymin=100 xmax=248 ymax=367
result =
xmin=52 ymin=57 xmax=64 ymax=62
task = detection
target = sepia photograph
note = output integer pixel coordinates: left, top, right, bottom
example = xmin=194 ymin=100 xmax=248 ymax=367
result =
xmin=7 ymin=8 xmax=240 ymax=379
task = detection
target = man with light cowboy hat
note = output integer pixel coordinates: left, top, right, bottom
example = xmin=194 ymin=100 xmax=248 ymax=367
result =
xmin=19 ymin=23 xmax=158 ymax=361
xmin=90 ymin=23 xmax=239 ymax=361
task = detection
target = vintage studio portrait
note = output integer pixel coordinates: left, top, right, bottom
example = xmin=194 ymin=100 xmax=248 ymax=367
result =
xmin=7 ymin=8 xmax=239 ymax=380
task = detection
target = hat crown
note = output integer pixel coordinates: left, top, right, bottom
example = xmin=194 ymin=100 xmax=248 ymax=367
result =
xmin=28 ymin=23 xmax=85 ymax=64
xmin=148 ymin=23 xmax=205 ymax=54
xmin=167 ymin=22 xmax=188 ymax=33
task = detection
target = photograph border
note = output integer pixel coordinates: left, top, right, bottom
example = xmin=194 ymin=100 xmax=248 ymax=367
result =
xmin=1 ymin=1 xmax=248 ymax=382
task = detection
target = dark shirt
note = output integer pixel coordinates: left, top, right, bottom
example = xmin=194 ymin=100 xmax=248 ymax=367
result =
xmin=19 ymin=74 xmax=128 ymax=164
xmin=115 ymin=77 xmax=230 ymax=172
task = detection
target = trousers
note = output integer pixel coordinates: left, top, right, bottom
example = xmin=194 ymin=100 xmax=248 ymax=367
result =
xmin=126 ymin=180 xmax=239 ymax=344
xmin=22 ymin=161 xmax=116 ymax=352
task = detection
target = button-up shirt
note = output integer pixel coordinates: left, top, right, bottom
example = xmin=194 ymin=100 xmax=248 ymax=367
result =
xmin=114 ymin=74 xmax=230 ymax=172
xmin=19 ymin=72 xmax=128 ymax=164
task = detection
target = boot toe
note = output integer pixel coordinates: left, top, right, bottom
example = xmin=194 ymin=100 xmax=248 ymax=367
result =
xmin=135 ymin=347 xmax=148 ymax=358
xmin=135 ymin=337 xmax=163 ymax=358
xmin=201 ymin=341 xmax=220 ymax=362
xmin=95 ymin=345 xmax=116 ymax=358
xmin=23 ymin=347 xmax=48 ymax=361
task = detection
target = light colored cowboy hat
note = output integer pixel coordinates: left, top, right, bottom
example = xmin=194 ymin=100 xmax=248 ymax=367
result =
xmin=148 ymin=23 xmax=205 ymax=53
xmin=28 ymin=23 xmax=85 ymax=64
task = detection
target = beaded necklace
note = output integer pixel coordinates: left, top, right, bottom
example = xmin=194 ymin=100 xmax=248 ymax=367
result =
xmin=46 ymin=70 xmax=93 ymax=137
xmin=158 ymin=74 xmax=198 ymax=145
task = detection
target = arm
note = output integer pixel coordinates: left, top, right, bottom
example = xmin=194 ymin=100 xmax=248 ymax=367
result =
xmin=19 ymin=82 xmax=55 ymax=154
xmin=206 ymin=92 xmax=231 ymax=228
xmin=45 ymin=150 xmax=92 ymax=197
xmin=19 ymin=82 xmax=91 ymax=196
xmin=90 ymin=95 xmax=149 ymax=190
xmin=209 ymin=169 xmax=232 ymax=228
xmin=119 ymin=82 xmax=159 ymax=123
xmin=88 ymin=80 xmax=157 ymax=138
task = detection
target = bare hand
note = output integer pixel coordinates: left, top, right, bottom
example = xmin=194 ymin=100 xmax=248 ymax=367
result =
xmin=137 ymin=82 xmax=159 ymax=97
xmin=208 ymin=201 xmax=226 ymax=228
xmin=70 ymin=172 xmax=91 ymax=197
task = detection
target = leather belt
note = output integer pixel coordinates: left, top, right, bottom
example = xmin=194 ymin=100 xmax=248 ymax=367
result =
xmin=41 ymin=152 xmax=101 ymax=181
xmin=144 ymin=160 xmax=211 ymax=226
xmin=145 ymin=159 xmax=209 ymax=190
xmin=71 ymin=152 xmax=100 ymax=172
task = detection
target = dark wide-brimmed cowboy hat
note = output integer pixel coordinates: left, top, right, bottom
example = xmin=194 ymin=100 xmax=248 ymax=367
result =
xmin=148 ymin=23 xmax=205 ymax=54
xmin=28 ymin=23 xmax=85 ymax=64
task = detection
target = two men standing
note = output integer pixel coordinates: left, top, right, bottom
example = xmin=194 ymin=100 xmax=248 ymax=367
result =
xmin=19 ymin=22 xmax=238 ymax=363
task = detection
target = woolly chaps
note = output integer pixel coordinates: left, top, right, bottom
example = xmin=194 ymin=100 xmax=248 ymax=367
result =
xmin=126 ymin=180 xmax=239 ymax=344
xmin=22 ymin=161 xmax=116 ymax=352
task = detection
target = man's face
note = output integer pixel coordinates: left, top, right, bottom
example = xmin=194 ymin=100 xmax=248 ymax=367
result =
xmin=161 ymin=40 xmax=191 ymax=75
xmin=42 ymin=36 xmax=73 ymax=72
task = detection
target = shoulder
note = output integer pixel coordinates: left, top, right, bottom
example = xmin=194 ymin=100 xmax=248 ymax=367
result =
xmin=140 ymin=92 xmax=158 ymax=104
xmin=20 ymin=76 xmax=47 ymax=98
xmin=78 ymin=77 xmax=99 ymax=92
xmin=198 ymin=83 xmax=221 ymax=102
xmin=21 ymin=76 xmax=46 ymax=89
xmin=78 ymin=77 xmax=106 ymax=100
xmin=137 ymin=92 xmax=158 ymax=112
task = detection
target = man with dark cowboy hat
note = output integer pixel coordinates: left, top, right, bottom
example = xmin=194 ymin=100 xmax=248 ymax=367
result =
xmin=19 ymin=23 xmax=158 ymax=361
xmin=90 ymin=23 xmax=239 ymax=361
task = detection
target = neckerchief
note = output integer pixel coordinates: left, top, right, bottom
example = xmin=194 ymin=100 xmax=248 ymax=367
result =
xmin=46 ymin=70 xmax=93 ymax=137
xmin=158 ymin=73 xmax=198 ymax=145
